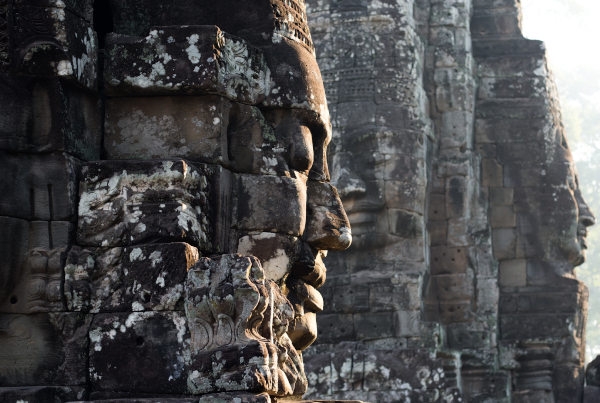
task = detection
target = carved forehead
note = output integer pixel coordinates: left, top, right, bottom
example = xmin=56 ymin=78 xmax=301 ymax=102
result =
xmin=108 ymin=0 xmax=314 ymax=52
xmin=104 ymin=2 xmax=328 ymax=120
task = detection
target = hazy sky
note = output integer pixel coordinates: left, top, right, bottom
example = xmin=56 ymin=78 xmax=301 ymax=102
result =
xmin=520 ymin=0 xmax=600 ymax=162
xmin=521 ymin=0 xmax=600 ymax=69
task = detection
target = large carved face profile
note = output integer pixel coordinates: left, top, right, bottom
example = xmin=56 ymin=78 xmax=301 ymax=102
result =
xmin=103 ymin=0 xmax=351 ymax=352
xmin=541 ymin=137 xmax=595 ymax=271
xmin=331 ymin=129 xmax=387 ymax=250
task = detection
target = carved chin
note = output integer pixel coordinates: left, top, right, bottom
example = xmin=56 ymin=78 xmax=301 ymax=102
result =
xmin=287 ymin=312 xmax=317 ymax=351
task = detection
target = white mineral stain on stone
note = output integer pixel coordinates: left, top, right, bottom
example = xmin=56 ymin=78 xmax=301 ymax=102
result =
xmin=259 ymin=249 xmax=290 ymax=281
xmin=89 ymin=328 xmax=103 ymax=351
xmin=56 ymin=60 xmax=73 ymax=76
xmin=129 ymin=248 xmax=144 ymax=262
xmin=173 ymin=314 xmax=187 ymax=344
xmin=131 ymin=301 xmax=144 ymax=312
xmin=149 ymin=251 xmax=163 ymax=268
xmin=186 ymin=34 xmax=201 ymax=64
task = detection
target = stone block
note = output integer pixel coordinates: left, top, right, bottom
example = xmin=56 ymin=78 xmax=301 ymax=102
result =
xmin=492 ymin=228 xmax=516 ymax=260
xmin=0 ymin=217 xmax=30 ymax=306
xmin=499 ymin=259 xmax=527 ymax=287
xmin=481 ymin=158 xmax=503 ymax=187
xmin=445 ymin=176 xmax=467 ymax=218
xmin=476 ymin=99 xmax=547 ymax=120
xmin=379 ymin=128 xmax=427 ymax=159
xmin=383 ymin=154 xmax=425 ymax=182
xmin=316 ymin=313 xmax=356 ymax=343
xmin=77 ymin=160 xmax=214 ymax=249
xmin=235 ymin=174 xmax=306 ymax=236
xmin=475 ymin=38 xmax=547 ymax=60
xmin=447 ymin=322 xmax=494 ymax=350
xmin=9 ymin=3 xmax=97 ymax=87
xmin=428 ymin=192 xmax=447 ymax=220
xmin=360 ymin=349 xmax=452 ymax=398
xmin=1 ymin=247 xmax=65 ymax=314
xmin=104 ymin=95 xmax=230 ymax=161
xmin=478 ymin=76 xmax=544 ymax=100
xmin=500 ymin=313 xmax=574 ymax=340
xmin=354 ymin=312 xmax=394 ymax=339
xmin=0 ymin=152 xmax=79 ymax=221
xmin=227 ymin=104 xmax=292 ymax=176
xmin=64 ymin=243 xmax=198 ymax=313
xmin=490 ymin=205 xmax=516 ymax=228
xmin=89 ymin=311 xmax=190 ymax=395
xmin=446 ymin=218 xmax=471 ymax=247
xmin=384 ymin=178 xmax=426 ymax=214
xmin=0 ymin=312 xmax=91 ymax=386
xmin=461 ymin=369 xmax=511 ymax=401
xmin=435 ymin=68 xmax=474 ymax=111
xmin=334 ymin=101 xmax=377 ymax=130
xmin=476 ymin=277 xmax=500 ymax=314
xmin=429 ymin=220 xmax=448 ymax=246
xmin=388 ymin=209 xmax=423 ymax=238
xmin=197 ymin=393 xmax=272 ymax=403
xmin=0 ymin=77 xmax=101 ymax=158
xmin=438 ymin=301 xmax=472 ymax=323
xmin=393 ymin=310 xmax=421 ymax=337
xmin=429 ymin=273 xmax=474 ymax=301
xmin=104 ymin=24 xmax=326 ymax=115
xmin=0 ymin=386 xmax=87 ymax=402
xmin=329 ymin=346 xmax=364 ymax=393
xmin=14 ymin=0 xmax=93 ymax=21
xmin=236 ymin=232 xmax=300 ymax=282
xmin=430 ymin=246 xmax=468 ymax=275
xmin=330 ymin=283 xmax=370 ymax=314
xmin=471 ymin=10 xmax=521 ymax=38
xmin=490 ymin=187 xmax=513 ymax=205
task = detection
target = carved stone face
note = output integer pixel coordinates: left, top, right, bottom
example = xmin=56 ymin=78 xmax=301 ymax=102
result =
xmin=556 ymin=162 xmax=595 ymax=268
xmin=534 ymin=139 xmax=595 ymax=272
xmin=331 ymin=130 xmax=386 ymax=250
xmin=230 ymin=65 xmax=352 ymax=352
xmin=104 ymin=0 xmax=352 ymax=351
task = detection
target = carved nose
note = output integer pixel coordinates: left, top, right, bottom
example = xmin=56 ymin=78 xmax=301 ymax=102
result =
xmin=576 ymin=189 xmax=595 ymax=227
xmin=303 ymin=181 xmax=352 ymax=250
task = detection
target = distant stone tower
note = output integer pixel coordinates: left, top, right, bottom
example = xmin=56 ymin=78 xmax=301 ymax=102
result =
xmin=305 ymin=0 xmax=593 ymax=401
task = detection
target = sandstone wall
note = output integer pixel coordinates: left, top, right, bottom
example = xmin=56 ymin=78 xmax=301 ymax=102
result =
xmin=305 ymin=0 xmax=592 ymax=401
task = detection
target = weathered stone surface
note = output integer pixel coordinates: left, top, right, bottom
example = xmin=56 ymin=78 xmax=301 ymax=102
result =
xmin=0 ymin=247 xmax=65 ymax=313
xmin=304 ymin=0 xmax=592 ymax=401
xmin=64 ymin=243 xmax=199 ymax=313
xmin=0 ymin=312 xmax=91 ymax=386
xmin=104 ymin=95 xmax=230 ymax=161
xmin=6 ymin=1 xmax=97 ymax=87
xmin=0 ymin=152 xmax=79 ymax=221
xmin=77 ymin=159 xmax=214 ymax=250
xmin=0 ymin=77 xmax=101 ymax=159
xmin=0 ymin=386 xmax=87 ymax=402
xmin=104 ymin=24 xmax=328 ymax=116
xmin=185 ymin=254 xmax=307 ymax=397
xmin=88 ymin=311 xmax=191 ymax=395
xmin=235 ymin=174 xmax=307 ymax=236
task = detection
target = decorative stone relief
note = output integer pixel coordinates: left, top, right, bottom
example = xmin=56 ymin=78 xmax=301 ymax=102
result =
xmin=185 ymin=254 xmax=306 ymax=397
